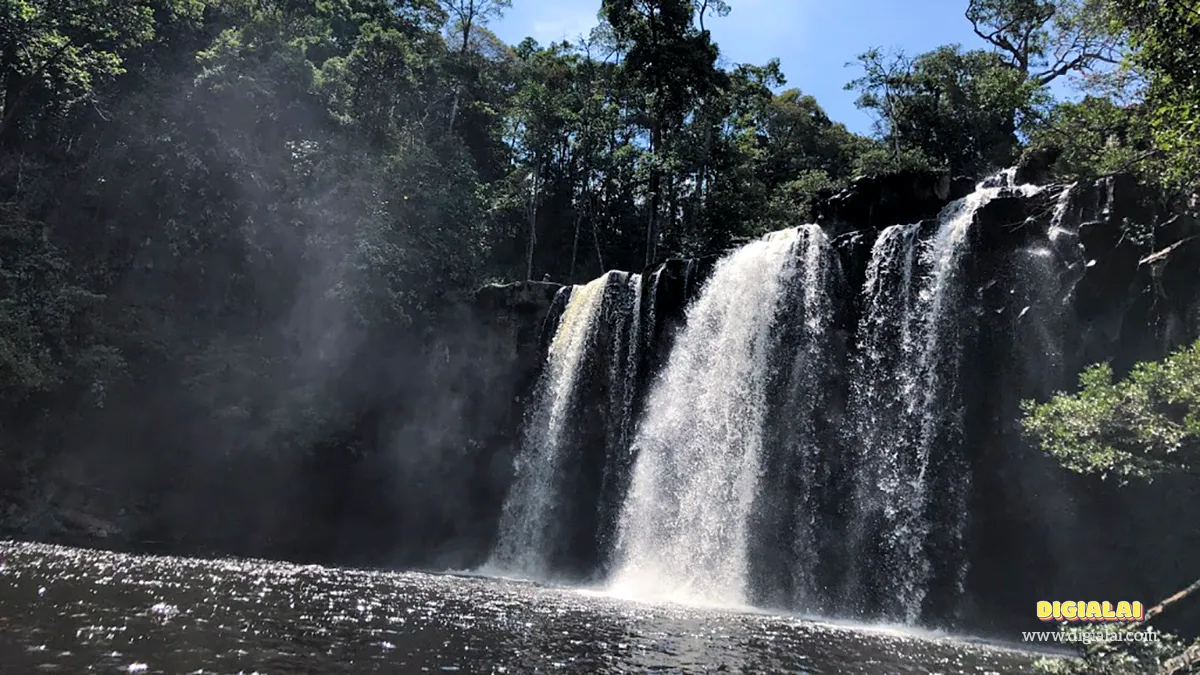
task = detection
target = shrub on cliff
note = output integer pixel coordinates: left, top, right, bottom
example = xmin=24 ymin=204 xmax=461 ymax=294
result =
xmin=1022 ymin=338 xmax=1200 ymax=482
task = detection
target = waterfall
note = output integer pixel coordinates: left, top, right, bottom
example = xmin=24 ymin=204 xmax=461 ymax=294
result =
xmin=1017 ymin=184 xmax=1083 ymax=392
xmin=842 ymin=176 xmax=1044 ymax=623
xmin=488 ymin=273 xmax=611 ymax=577
xmin=482 ymin=169 xmax=1086 ymax=628
xmin=596 ymin=272 xmax=643 ymax=564
xmin=609 ymin=272 xmax=644 ymax=452
xmin=608 ymin=225 xmax=833 ymax=607
xmin=785 ymin=226 xmax=838 ymax=608
xmin=840 ymin=222 xmax=924 ymax=619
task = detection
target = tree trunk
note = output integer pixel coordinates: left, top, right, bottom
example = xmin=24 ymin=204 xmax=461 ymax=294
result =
xmin=570 ymin=187 xmax=584 ymax=281
xmin=447 ymin=16 xmax=473 ymax=134
xmin=526 ymin=164 xmax=539 ymax=281
xmin=692 ymin=123 xmax=712 ymax=233
xmin=591 ymin=193 xmax=605 ymax=274
xmin=1137 ymin=576 xmax=1200 ymax=628
xmin=1162 ymin=644 xmax=1200 ymax=675
xmin=644 ymin=123 xmax=662 ymax=268
xmin=1085 ymin=574 xmax=1200 ymax=658
xmin=448 ymin=88 xmax=462 ymax=133
xmin=0 ymin=41 xmax=81 ymax=146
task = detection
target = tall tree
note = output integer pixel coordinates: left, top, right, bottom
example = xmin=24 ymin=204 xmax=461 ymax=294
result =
xmin=0 ymin=0 xmax=159 ymax=144
xmin=1108 ymin=0 xmax=1200 ymax=187
xmin=601 ymin=0 xmax=720 ymax=265
xmin=1023 ymin=338 xmax=1200 ymax=481
xmin=847 ymin=44 xmax=1038 ymax=175
xmin=965 ymin=0 xmax=1124 ymax=85
xmin=441 ymin=0 xmax=512 ymax=131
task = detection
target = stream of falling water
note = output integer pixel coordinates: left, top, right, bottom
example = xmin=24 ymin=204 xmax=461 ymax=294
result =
xmin=488 ymin=273 xmax=612 ymax=577
xmin=608 ymin=226 xmax=818 ymax=607
xmin=597 ymin=272 xmax=644 ymax=561
xmin=843 ymin=175 xmax=1046 ymax=623
xmin=771 ymin=226 xmax=838 ymax=609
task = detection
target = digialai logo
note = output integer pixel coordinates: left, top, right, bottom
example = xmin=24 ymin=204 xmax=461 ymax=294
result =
xmin=1037 ymin=600 xmax=1146 ymax=622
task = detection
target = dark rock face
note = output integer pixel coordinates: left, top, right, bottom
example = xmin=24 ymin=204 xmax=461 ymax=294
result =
xmin=961 ymin=178 xmax=1200 ymax=634
xmin=460 ymin=282 xmax=566 ymax=533
xmin=815 ymin=169 xmax=962 ymax=233
xmin=475 ymin=171 xmax=1200 ymax=635
xmin=1014 ymin=146 xmax=1063 ymax=185
xmin=305 ymin=280 xmax=566 ymax=571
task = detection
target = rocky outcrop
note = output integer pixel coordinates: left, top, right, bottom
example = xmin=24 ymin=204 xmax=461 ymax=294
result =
xmin=815 ymin=169 xmax=973 ymax=233
xmin=1014 ymin=146 xmax=1063 ymax=186
xmin=473 ymin=280 xmax=565 ymax=380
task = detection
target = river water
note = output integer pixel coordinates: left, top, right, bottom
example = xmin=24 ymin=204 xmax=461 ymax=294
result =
xmin=0 ymin=541 xmax=1049 ymax=674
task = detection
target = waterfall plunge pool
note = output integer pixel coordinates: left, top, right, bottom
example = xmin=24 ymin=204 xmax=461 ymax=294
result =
xmin=0 ymin=541 xmax=1060 ymax=674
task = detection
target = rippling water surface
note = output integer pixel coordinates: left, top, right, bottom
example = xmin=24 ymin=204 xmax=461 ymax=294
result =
xmin=0 ymin=541 xmax=1045 ymax=674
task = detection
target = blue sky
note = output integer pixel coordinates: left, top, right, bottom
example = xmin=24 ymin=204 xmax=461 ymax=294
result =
xmin=490 ymin=0 xmax=996 ymax=135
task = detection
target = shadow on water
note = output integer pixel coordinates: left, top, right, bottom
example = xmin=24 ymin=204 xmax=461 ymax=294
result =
xmin=0 ymin=542 xmax=1055 ymax=674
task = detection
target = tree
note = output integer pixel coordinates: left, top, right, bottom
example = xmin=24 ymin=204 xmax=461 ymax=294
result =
xmin=441 ymin=0 xmax=511 ymax=132
xmin=1024 ymin=339 xmax=1200 ymax=673
xmin=965 ymin=0 xmax=1123 ymax=85
xmin=847 ymin=44 xmax=1040 ymax=175
xmin=1024 ymin=95 xmax=1156 ymax=179
xmin=601 ymin=0 xmax=721 ymax=265
xmin=692 ymin=0 xmax=728 ymax=31
xmin=0 ymin=0 xmax=160 ymax=144
xmin=1107 ymin=0 xmax=1200 ymax=187
xmin=503 ymin=40 xmax=580 ymax=279
xmin=1022 ymin=338 xmax=1200 ymax=482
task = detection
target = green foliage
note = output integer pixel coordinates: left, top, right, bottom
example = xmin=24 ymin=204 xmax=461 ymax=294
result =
xmin=1022 ymin=339 xmax=1200 ymax=481
xmin=966 ymin=0 xmax=1122 ymax=85
xmin=847 ymin=44 xmax=1044 ymax=175
xmin=1021 ymin=0 xmax=1200 ymax=189
xmin=0 ymin=0 xmax=886 ymax=510
xmin=0 ymin=0 xmax=160 ymax=141
xmin=1108 ymin=0 xmax=1200 ymax=188
xmin=0 ymin=205 xmax=123 ymax=404
xmin=1025 ymin=96 xmax=1156 ymax=179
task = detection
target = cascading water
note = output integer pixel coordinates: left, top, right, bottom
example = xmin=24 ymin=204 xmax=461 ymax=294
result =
xmin=754 ymin=226 xmax=840 ymax=610
xmin=783 ymin=226 xmax=839 ymax=608
xmin=607 ymin=225 xmax=835 ymax=607
xmin=595 ymin=272 xmax=644 ymax=564
xmin=1016 ymin=184 xmax=1084 ymax=392
xmin=488 ymin=273 xmax=611 ymax=577
xmin=484 ymin=169 xmax=1093 ymax=630
xmin=842 ymin=175 xmax=1045 ymax=623
xmin=839 ymin=221 xmax=924 ymax=619
xmin=608 ymin=273 xmax=644 ymax=453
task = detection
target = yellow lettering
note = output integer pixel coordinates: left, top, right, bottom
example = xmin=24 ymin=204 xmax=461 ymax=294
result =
xmin=1038 ymin=599 xmax=1145 ymax=622
xmin=1037 ymin=601 xmax=1054 ymax=620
